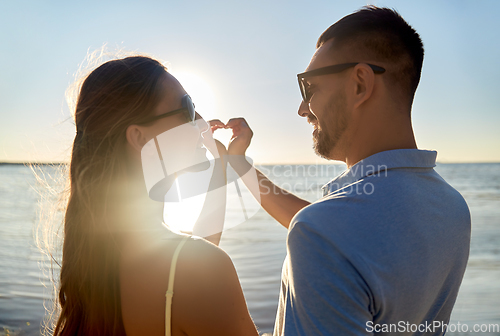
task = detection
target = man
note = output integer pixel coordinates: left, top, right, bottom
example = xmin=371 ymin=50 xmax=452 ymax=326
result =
xmin=219 ymin=5 xmax=471 ymax=335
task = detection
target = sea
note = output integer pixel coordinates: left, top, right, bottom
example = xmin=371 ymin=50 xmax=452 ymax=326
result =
xmin=0 ymin=162 xmax=499 ymax=335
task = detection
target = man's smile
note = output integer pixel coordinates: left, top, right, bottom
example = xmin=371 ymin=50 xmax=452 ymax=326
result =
xmin=307 ymin=116 xmax=319 ymax=130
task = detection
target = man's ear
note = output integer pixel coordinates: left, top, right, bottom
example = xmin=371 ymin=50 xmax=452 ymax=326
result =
xmin=126 ymin=124 xmax=150 ymax=153
xmin=351 ymin=64 xmax=375 ymax=109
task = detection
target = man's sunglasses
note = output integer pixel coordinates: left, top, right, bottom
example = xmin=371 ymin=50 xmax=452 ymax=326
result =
xmin=138 ymin=94 xmax=196 ymax=126
xmin=297 ymin=62 xmax=386 ymax=102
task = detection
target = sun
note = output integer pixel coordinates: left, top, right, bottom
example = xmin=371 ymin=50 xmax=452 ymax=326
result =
xmin=170 ymin=71 xmax=217 ymax=121
xmin=162 ymin=179 xmax=208 ymax=234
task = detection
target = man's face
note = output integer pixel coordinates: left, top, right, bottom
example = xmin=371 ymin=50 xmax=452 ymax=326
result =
xmin=310 ymin=89 xmax=348 ymax=160
xmin=298 ymin=39 xmax=351 ymax=160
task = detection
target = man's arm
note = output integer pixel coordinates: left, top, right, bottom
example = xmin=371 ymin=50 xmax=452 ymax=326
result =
xmin=211 ymin=118 xmax=310 ymax=229
xmin=227 ymin=154 xmax=310 ymax=229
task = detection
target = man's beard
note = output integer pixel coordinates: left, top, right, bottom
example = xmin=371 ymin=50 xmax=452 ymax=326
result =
xmin=313 ymin=91 xmax=348 ymax=160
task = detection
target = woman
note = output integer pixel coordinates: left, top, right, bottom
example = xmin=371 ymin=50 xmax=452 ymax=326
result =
xmin=53 ymin=55 xmax=259 ymax=336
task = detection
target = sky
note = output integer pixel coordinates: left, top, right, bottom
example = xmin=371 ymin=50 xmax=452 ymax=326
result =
xmin=0 ymin=0 xmax=499 ymax=164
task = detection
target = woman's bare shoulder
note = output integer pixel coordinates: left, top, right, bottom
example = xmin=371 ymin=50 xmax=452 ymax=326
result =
xmin=174 ymin=234 xmax=238 ymax=286
xmin=120 ymin=233 xmax=257 ymax=336
xmin=180 ymin=235 xmax=230 ymax=263
xmin=119 ymin=233 xmax=223 ymax=335
xmin=174 ymin=236 xmax=259 ymax=336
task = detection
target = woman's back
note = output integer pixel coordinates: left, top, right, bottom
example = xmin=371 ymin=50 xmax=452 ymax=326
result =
xmin=119 ymin=230 xmax=258 ymax=336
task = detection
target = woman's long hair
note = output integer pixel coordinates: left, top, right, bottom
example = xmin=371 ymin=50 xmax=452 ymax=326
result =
xmin=52 ymin=56 xmax=168 ymax=335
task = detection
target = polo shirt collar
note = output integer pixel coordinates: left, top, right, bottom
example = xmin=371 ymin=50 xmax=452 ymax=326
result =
xmin=321 ymin=149 xmax=437 ymax=197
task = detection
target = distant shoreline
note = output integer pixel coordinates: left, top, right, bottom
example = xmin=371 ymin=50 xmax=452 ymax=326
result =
xmin=0 ymin=162 xmax=67 ymax=166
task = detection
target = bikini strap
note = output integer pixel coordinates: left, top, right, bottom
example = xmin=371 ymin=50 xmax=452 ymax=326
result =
xmin=165 ymin=235 xmax=189 ymax=336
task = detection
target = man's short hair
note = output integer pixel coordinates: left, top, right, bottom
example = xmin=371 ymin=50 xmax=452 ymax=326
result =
xmin=318 ymin=6 xmax=424 ymax=108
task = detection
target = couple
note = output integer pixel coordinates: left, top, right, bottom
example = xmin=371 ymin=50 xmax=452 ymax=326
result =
xmin=52 ymin=6 xmax=470 ymax=336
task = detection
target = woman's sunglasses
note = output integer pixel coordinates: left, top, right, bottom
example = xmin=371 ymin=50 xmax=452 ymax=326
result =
xmin=138 ymin=94 xmax=196 ymax=126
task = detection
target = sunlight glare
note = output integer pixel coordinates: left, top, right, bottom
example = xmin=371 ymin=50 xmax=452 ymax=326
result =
xmin=163 ymin=188 xmax=207 ymax=234
xmin=162 ymin=152 xmax=216 ymax=234
xmin=170 ymin=71 xmax=217 ymax=121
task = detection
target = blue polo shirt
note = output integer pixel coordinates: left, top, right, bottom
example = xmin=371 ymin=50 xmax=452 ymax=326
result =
xmin=273 ymin=149 xmax=471 ymax=336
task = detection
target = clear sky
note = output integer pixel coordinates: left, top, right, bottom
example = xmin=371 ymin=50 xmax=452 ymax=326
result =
xmin=1 ymin=0 xmax=499 ymax=164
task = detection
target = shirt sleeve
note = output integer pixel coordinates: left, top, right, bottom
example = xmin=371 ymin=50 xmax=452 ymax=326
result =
xmin=281 ymin=220 xmax=375 ymax=336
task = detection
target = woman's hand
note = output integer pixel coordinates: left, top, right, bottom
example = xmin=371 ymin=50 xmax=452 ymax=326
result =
xmin=203 ymin=120 xmax=226 ymax=159
xmin=193 ymin=121 xmax=229 ymax=246
xmin=214 ymin=139 xmax=228 ymax=158
xmin=214 ymin=139 xmax=228 ymax=175
xmin=207 ymin=119 xmax=229 ymax=162
xmin=208 ymin=119 xmax=226 ymax=133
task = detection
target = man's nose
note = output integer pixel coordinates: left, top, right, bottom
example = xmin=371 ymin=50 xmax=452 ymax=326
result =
xmin=298 ymin=100 xmax=310 ymax=117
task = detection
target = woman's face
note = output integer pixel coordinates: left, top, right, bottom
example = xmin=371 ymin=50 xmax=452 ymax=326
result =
xmin=136 ymin=72 xmax=211 ymax=182
xmin=148 ymin=72 xmax=206 ymax=136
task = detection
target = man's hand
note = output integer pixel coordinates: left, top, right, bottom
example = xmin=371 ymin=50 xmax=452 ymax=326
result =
xmin=225 ymin=118 xmax=253 ymax=156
